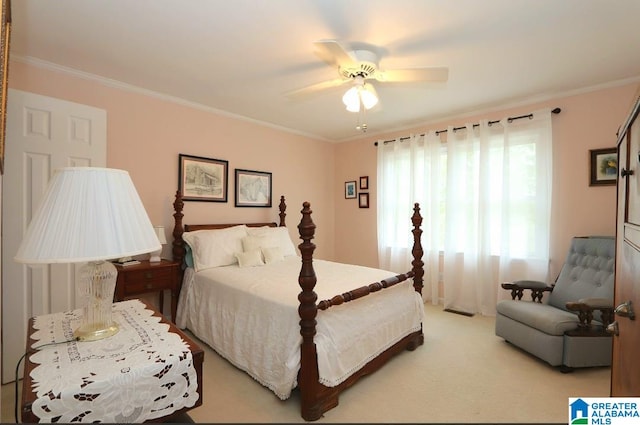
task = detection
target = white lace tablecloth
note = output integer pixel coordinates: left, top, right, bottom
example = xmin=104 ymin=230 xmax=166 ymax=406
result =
xmin=28 ymin=299 xmax=199 ymax=423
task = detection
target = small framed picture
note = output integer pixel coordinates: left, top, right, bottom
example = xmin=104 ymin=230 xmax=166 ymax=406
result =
xmin=359 ymin=192 xmax=369 ymax=208
xmin=589 ymin=148 xmax=617 ymax=187
xmin=359 ymin=176 xmax=369 ymax=190
xmin=345 ymin=181 xmax=357 ymax=199
xmin=179 ymin=154 xmax=228 ymax=202
xmin=235 ymin=168 xmax=272 ymax=207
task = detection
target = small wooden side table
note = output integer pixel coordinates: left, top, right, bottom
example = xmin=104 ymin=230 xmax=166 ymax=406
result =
xmin=114 ymin=259 xmax=180 ymax=322
xmin=21 ymin=300 xmax=203 ymax=423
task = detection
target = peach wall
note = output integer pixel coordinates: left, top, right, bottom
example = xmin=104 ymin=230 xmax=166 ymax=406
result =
xmin=8 ymin=60 xmax=337 ymax=259
xmin=8 ymin=58 xmax=638 ymax=280
xmin=335 ymin=82 xmax=639 ymax=278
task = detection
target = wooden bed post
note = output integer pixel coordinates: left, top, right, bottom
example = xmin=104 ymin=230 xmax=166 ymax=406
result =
xmin=297 ymin=202 xmax=323 ymax=421
xmin=409 ymin=202 xmax=425 ymax=349
xmin=411 ymin=203 xmax=424 ymax=295
xmin=172 ymin=190 xmax=185 ymax=268
xmin=279 ymin=195 xmax=286 ymax=227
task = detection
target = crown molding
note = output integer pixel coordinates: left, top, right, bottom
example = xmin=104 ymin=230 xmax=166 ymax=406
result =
xmin=12 ymin=55 xmax=331 ymax=143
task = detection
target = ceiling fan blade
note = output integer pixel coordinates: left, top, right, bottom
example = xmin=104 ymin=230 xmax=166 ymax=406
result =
xmin=285 ymin=78 xmax=350 ymax=99
xmin=313 ymin=40 xmax=357 ymax=69
xmin=377 ymin=67 xmax=449 ymax=83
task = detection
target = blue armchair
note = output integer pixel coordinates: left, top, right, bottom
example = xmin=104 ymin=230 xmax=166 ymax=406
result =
xmin=495 ymin=236 xmax=615 ymax=372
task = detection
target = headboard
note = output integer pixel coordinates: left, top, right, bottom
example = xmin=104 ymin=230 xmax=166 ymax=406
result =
xmin=171 ymin=191 xmax=287 ymax=270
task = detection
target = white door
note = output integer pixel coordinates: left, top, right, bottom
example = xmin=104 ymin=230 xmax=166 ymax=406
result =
xmin=1 ymin=89 xmax=106 ymax=383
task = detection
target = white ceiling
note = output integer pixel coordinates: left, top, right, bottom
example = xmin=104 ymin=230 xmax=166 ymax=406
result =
xmin=11 ymin=0 xmax=640 ymax=142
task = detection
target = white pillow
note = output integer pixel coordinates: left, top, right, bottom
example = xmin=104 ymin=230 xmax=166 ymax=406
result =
xmin=182 ymin=225 xmax=248 ymax=271
xmin=235 ymin=249 xmax=265 ymax=268
xmin=262 ymin=246 xmax=285 ymax=264
xmin=245 ymin=226 xmax=297 ymax=257
xmin=241 ymin=235 xmax=269 ymax=253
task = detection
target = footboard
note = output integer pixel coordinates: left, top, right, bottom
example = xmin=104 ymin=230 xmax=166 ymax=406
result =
xmin=297 ymin=202 xmax=424 ymax=421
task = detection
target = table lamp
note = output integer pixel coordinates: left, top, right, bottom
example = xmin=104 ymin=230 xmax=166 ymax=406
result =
xmin=14 ymin=167 xmax=161 ymax=341
xmin=150 ymin=225 xmax=167 ymax=262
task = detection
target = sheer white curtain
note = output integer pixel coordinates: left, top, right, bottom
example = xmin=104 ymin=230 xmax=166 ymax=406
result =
xmin=377 ymin=109 xmax=553 ymax=315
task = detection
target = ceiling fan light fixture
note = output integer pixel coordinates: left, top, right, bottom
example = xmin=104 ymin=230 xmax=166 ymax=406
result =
xmin=342 ymin=83 xmax=378 ymax=113
xmin=360 ymin=83 xmax=378 ymax=110
xmin=342 ymin=86 xmax=361 ymax=112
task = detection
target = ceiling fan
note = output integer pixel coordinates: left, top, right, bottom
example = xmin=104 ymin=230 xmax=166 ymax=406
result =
xmin=287 ymin=40 xmax=449 ymax=112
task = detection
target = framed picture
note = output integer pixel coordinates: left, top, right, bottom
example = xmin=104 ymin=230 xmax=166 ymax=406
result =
xmin=0 ymin=0 xmax=11 ymax=175
xmin=345 ymin=181 xmax=357 ymax=199
xmin=359 ymin=192 xmax=370 ymax=208
xmin=359 ymin=176 xmax=369 ymax=190
xmin=589 ymin=147 xmax=617 ymax=187
xmin=179 ymin=154 xmax=229 ymax=202
xmin=235 ymin=168 xmax=272 ymax=207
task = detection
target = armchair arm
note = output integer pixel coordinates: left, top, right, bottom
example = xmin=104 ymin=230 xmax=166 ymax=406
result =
xmin=566 ymin=297 xmax=614 ymax=329
xmin=501 ymin=280 xmax=553 ymax=303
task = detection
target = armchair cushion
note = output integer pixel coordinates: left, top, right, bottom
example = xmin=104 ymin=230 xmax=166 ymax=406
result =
xmin=496 ymin=301 xmax=580 ymax=336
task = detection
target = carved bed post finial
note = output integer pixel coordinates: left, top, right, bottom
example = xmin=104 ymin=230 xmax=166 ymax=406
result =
xmin=411 ymin=203 xmax=424 ymax=295
xmin=172 ymin=190 xmax=185 ymax=267
xmin=279 ymin=195 xmax=286 ymax=227
xmin=297 ymin=202 xmax=321 ymax=421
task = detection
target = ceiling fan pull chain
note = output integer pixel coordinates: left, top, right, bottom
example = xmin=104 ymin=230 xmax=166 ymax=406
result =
xmin=356 ymin=99 xmax=368 ymax=133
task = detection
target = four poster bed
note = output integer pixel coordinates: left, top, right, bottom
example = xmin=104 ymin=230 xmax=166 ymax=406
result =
xmin=171 ymin=191 xmax=425 ymax=421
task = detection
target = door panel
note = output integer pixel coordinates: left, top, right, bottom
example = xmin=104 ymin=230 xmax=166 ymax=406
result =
xmin=612 ymin=93 xmax=640 ymax=395
xmin=611 ymin=240 xmax=640 ymax=394
xmin=1 ymin=89 xmax=106 ymax=383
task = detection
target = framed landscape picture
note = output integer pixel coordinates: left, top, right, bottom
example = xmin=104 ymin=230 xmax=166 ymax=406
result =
xmin=179 ymin=154 xmax=229 ymax=202
xmin=235 ymin=168 xmax=272 ymax=207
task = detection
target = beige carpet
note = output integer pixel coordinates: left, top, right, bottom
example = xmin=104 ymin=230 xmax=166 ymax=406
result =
xmin=2 ymin=302 xmax=609 ymax=423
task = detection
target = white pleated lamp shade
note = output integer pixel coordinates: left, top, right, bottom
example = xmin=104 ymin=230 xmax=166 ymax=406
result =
xmin=15 ymin=167 xmax=161 ymax=264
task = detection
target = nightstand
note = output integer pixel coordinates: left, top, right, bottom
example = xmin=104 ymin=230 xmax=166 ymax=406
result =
xmin=114 ymin=259 xmax=180 ymax=322
xmin=21 ymin=299 xmax=203 ymax=423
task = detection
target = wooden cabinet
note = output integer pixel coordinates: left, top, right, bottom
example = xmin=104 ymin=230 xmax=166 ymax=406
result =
xmin=114 ymin=260 xmax=180 ymax=322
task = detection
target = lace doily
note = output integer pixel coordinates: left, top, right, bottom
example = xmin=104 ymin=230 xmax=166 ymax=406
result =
xmin=28 ymin=299 xmax=199 ymax=423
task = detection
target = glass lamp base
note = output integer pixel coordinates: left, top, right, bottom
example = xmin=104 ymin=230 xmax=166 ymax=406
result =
xmin=74 ymin=322 xmax=119 ymax=341
xmin=76 ymin=260 xmax=119 ymax=342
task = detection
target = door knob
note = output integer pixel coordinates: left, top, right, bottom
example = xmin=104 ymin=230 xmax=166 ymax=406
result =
xmin=615 ymin=300 xmax=636 ymax=320
xmin=606 ymin=321 xmax=619 ymax=336
xmin=621 ymin=168 xmax=634 ymax=177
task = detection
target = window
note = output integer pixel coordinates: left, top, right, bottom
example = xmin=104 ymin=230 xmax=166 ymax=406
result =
xmin=377 ymin=110 xmax=553 ymax=314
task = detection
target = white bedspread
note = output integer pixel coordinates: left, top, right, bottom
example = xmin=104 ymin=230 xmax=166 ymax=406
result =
xmin=176 ymin=256 xmax=424 ymax=400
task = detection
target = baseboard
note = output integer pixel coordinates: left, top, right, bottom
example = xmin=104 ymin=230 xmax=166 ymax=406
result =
xmin=443 ymin=308 xmax=475 ymax=317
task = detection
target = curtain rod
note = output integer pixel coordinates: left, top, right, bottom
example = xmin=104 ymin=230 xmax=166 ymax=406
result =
xmin=373 ymin=107 xmax=561 ymax=146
